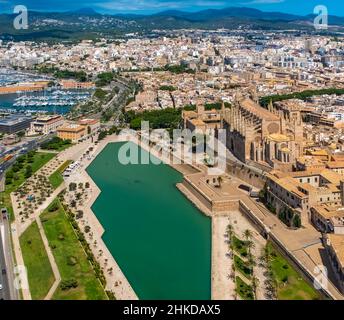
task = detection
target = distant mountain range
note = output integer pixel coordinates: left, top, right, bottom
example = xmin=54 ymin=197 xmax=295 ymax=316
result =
xmin=1 ymin=6 xmax=343 ymax=41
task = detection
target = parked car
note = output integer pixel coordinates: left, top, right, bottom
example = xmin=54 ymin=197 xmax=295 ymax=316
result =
xmin=1 ymin=208 xmax=8 ymax=219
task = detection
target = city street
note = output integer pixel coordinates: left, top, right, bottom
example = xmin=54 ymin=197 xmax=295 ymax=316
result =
xmin=0 ymin=210 xmax=15 ymax=300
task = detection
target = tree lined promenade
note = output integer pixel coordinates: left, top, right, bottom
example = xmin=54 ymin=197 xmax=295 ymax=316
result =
xmin=62 ymin=134 xmax=139 ymax=300
xmin=10 ymin=137 xmax=111 ymax=300
xmin=40 ymin=198 xmax=106 ymax=300
xmin=1 ymin=151 xmax=55 ymax=221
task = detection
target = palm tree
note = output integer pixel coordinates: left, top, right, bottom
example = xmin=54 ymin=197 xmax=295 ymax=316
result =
xmin=230 ymin=266 xmax=235 ymax=280
xmin=227 ymin=224 xmax=234 ymax=250
xmin=226 ymin=224 xmax=233 ymax=238
xmin=246 ymin=240 xmax=256 ymax=265
xmin=252 ymin=276 xmax=259 ymax=299
xmin=246 ymin=240 xmax=255 ymax=251
xmin=243 ymin=229 xmax=253 ymax=241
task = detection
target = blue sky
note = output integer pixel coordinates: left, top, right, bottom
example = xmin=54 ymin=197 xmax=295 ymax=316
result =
xmin=1 ymin=0 xmax=343 ymax=16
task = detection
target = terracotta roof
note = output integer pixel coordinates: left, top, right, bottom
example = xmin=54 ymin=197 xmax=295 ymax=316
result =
xmin=78 ymin=119 xmax=99 ymax=126
xmin=312 ymin=205 xmax=344 ymax=220
xmin=327 ymin=234 xmax=344 ymax=269
xmin=327 ymin=161 xmax=344 ymax=169
xmin=190 ymin=119 xmax=205 ymax=126
xmin=57 ymin=124 xmax=85 ymax=133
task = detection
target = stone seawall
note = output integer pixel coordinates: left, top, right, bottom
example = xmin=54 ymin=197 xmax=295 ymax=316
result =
xmin=178 ymin=177 xmax=240 ymax=216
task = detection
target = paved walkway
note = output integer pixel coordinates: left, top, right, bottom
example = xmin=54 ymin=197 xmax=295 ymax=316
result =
xmin=212 ymin=216 xmax=236 ymax=300
xmin=64 ymin=134 xmax=138 ymax=300
xmin=11 ymin=223 xmax=31 ymax=300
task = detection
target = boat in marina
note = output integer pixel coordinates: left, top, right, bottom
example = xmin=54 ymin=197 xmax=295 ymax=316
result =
xmin=12 ymin=89 xmax=91 ymax=108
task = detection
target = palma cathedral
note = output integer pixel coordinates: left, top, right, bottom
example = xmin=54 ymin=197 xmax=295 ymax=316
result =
xmin=222 ymin=90 xmax=304 ymax=171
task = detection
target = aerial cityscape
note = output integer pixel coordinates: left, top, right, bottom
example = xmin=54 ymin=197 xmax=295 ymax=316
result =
xmin=1 ymin=0 xmax=344 ymax=309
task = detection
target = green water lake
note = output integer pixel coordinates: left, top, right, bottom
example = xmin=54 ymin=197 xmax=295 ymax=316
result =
xmin=87 ymin=142 xmax=211 ymax=300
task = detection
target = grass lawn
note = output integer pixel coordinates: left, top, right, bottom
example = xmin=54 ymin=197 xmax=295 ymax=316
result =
xmin=236 ymin=276 xmax=254 ymax=300
xmin=49 ymin=160 xmax=73 ymax=189
xmin=267 ymin=242 xmax=322 ymax=300
xmin=30 ymin=153 xmax=56 ymax=173
xmin=41 ymin=137 xmax=72 ymax=152
xmin=234 ymin=254 xmax=253 ymax=280
xmin=1 ymin=152 xmax=55 ymax=221
xmin=232 ymin=235 xmax=249 ymax=258
xmin=40 ymin=199 xmax=107 ymax=300
xmin=19 ymin=221 xmax=55 ymax=300
xmin=50 ymin=143 xmax=73 ymax=152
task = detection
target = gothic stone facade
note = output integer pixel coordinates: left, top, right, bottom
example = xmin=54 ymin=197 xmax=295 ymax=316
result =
xmin=222 ymin=97 xmax=303 ymax=171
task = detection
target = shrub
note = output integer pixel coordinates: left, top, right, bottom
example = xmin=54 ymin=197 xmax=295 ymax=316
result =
xmin=293 ymin=214 xmax=302 ymax=228
xmin=76 ymin=210 xmax=84 ymax=219
xmin=69 ymin=183 xmax=77 ymax=192
xmin=106 ymin=291 xmax=116 ymax=300
xmin=67 ymin=256 xmax=78 ymax=266
xmin=234 ymin=255 xmax=253 ymax=279
xmin=60 ymin=279 xmax=78 ymax=290
xmin=84 ymin=226 xmax=91 ymax=233
xmin=48 ymin=202 xmax=59 ymax=212
xmin=24 ymin=165 xmax=33 ymax=179
xmin=58 ymin=233 xmax=65 ymax=241
xmin=6 ymin=171 xmax=14 ymax=179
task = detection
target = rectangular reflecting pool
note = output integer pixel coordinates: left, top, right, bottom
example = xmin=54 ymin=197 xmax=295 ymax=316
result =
xmin=86 ymin=142 xmax=211 ymax=300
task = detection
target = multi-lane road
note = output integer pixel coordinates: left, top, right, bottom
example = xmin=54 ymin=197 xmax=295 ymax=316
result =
xmin=0 ymin=133 xmax=56 ymax=181
xmin=0 ymin=210 xmax=18 ymax=300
